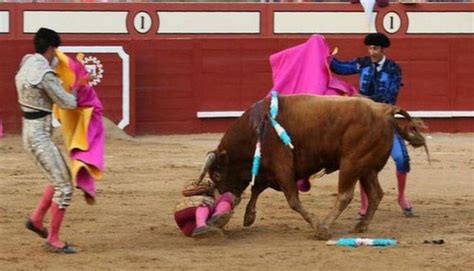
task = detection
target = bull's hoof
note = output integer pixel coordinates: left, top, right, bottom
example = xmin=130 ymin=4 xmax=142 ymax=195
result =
xmin=352 ymin=223 xmax=368 ymax=233
xmin=243 ymin=210 xmax=256 ymax=227
xmin=314 ymin=228 xmax=332 ymax=240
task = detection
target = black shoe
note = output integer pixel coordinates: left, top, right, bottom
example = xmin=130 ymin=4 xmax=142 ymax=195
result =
xmin=207 ymin=212 xmax=232 ymax=228
xmin=403 ymin=207 xmax=415 ymax=217
xmin=25 ymin=219 xmax=48 ymax=239
xmin=43 ymin=242 xmax=77 ymax=254
xmin=191 ymin=226 xmax=224 ymax=239
xmin=356 ymin=212 xmax=365 ymax=220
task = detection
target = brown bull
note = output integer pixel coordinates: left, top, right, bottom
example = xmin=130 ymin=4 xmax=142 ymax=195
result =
xmin=198 ymin=95 xmax=428 ymax=240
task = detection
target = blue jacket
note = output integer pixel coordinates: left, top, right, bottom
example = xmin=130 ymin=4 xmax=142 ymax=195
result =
xmin=330 ymin=56 xmax=402 ymax=105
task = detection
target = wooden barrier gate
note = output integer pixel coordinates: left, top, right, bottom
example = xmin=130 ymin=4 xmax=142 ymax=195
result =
xmin=0 ymin=2 xmax=473 ymax=134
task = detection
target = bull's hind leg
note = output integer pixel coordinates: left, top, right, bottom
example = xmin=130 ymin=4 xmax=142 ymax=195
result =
xmin=317 ymin=168 xmax=358 ymax=240
xmin=354 ymin=172 xmax=384 ymax=233
xmin=244 ymin=183 xmax=267 ymax=227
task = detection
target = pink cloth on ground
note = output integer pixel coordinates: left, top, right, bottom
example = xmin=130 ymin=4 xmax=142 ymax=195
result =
xmin=269 ymin=34 xmax=356 ymax=96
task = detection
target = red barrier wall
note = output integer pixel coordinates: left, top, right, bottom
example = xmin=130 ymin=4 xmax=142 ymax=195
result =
xmin=0 ymin=3 xmax=473 ymax=134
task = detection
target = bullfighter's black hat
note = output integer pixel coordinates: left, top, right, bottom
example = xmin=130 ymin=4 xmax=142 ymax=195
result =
xmin=364 ymin=33 xmax=390 ymax=48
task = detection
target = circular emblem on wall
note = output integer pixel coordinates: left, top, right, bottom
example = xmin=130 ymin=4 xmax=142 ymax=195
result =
xmin=133 ymin=11 xmax=152 ymax=34
xmin=383 ymin=12 xmax=401 ymax=34
xmin=82 ymin=56 xmax=104 ymax=86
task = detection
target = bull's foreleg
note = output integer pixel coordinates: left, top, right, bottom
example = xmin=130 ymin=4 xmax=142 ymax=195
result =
xmin=279 ymin=178 xmax=319 ymax=230
xmin=317 ymin=169 xmax=358 ymax=240
xmin=243 ymin=184 xmax=267 ymax=227
xmin=267 ymin=143 xmax=319 ymax=232
xmin=353 ymin=172 xmax=384 ymax=233
xmin=283 ymin=190 xmax=319 ymax=229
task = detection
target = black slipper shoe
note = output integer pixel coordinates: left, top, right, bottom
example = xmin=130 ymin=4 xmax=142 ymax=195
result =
xmin=191 ymin=226 xmax=224 ymax=239
xmin=207 ymin=212 xmax=232 ymax=228
xmin=43 ymin=242 xmax=77 ymax=254
xmin=25 ymin=219 xmax=48 ymax=239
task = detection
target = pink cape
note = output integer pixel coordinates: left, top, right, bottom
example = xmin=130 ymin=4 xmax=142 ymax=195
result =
xmin=269 ymin=34 xmax=356 ymax=96
xmin=56 ymin=53 xmax=105 ymax=199
xmin=72 ymin=83 xmax=104 ymax=199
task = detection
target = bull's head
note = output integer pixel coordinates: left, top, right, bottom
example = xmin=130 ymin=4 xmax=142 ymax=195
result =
xmin=197 ymin=150 xmax=250 ymax=201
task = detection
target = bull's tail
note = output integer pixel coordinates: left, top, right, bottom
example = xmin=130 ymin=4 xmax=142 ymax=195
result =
xmin=391 ymin=107 xmax=431 ymax=164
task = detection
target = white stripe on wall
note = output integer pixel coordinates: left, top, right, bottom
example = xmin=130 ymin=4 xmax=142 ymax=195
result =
xmin=24 ymin=11 xmax=128 ymax=33
xmin=0 ymin=11 xmax=9 ymax=33
xmin=197 ymin=111 xmax=244 ymax=118
xmin=407 ymin=12 xmax=474 ymax=34
xmin=197 ymin=111 xmax=474 ymax=119
xmin=274 ymin=12 xmax=377 ymax=34
xmin=157 ymin=11 xmax=260 ymax=34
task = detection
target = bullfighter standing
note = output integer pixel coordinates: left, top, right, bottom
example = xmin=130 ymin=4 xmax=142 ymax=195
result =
xmin=330 ymin=33 xmax=414 ymax=218
xmin=15 ymin=28 xmax=78 ymax=253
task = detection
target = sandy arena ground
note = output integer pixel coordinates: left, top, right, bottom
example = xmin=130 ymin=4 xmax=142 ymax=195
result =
xmin=0 ymin=129 xmax=473 ymax=270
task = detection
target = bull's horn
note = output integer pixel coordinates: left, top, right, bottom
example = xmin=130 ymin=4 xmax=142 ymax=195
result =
xmin=197 ymin=152 xmax=216 ymax=183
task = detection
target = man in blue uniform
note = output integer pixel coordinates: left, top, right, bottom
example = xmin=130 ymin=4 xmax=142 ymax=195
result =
xmin=330 ymin=33 xmax=414 ymax=218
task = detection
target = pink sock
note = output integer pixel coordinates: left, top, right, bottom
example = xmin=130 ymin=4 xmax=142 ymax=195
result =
xmin=359 ymin=183 xmax=368 ymax=215
xmin=30 ymin=184 xmax=54 ymax=229
xmin=213 ymin=192 xmax=235 ymax=216
xmin=48 ymin=202 xmax=66 ymax=248
xmin=397 ymin=172 xmax=412 ymax=209
xmin=297 ymin=178 xmax=311 ymax=192
xmin=195 ymin=206 xmax=210 ymax=228
xmin=214 ymin=201 xmax=232 ymax=216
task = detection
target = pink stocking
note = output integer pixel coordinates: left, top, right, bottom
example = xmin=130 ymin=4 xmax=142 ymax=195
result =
xmin=213 ymin=192 xmax=235 ymax=216
xmin=48 ymin=202 xmax=66 ymax=248
xmin=397 ymin=171 xmax=411 ymax=209
xmin=30 ymin=184 xmax=54 ymax=229
xmin=195 ymin=206 xmax=210 ymax=228
xmin=359 ymin=182 xmax=368 ymax=216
